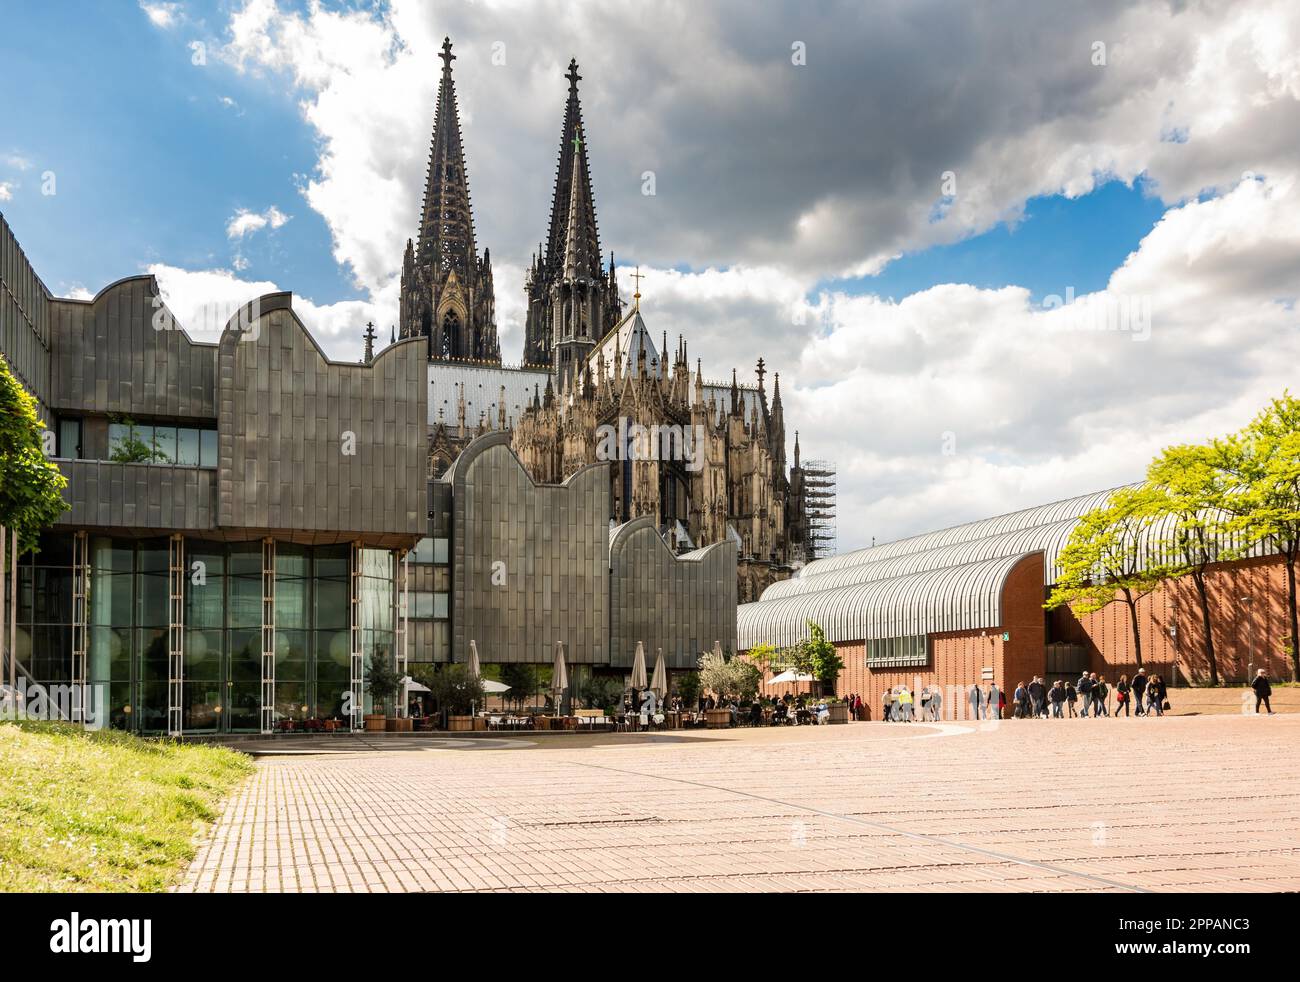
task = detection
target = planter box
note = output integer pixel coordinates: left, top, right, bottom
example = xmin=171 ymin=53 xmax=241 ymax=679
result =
xmin=447 ymin=715 xmax=475 ymax=732
xmin=363 ymin=714 xmax=386 ymax=733
xmin=705 ymin=709 xmax=732 ymax=729
xmin=386 ymin=717 xmax=413 ymax=733
xmin=827 ymin=703 xmax=850 ymax=725
xmin=472 ymin=717 xmax=488 ymax=732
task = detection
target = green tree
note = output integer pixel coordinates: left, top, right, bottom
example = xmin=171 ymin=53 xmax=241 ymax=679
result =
xmin=697 ymin=647 xmax=735 ymax=702
xmin=364 ymin=654 xmax=405 ymax=716
xmin=746 ymin=642 xmax=785 ymax=674
xmin=676 ymin=671 xmax=701 ymax=707
xmin=576 ymin=675 xmax=624 ymax=713
xmin=1044 ymin=485 xmax=1169 ymax=668
xmin=108 ymin=416 xmax=168 ymax=464
xmin=498 ymin=662 xmax=536 ymax=710
xmin=414 ymin=664 xmax=486 ymax=717
xmin=1218 ymin=394 xmax=1300 ymax=682
xmin=800 ymin=620 xmax=844 ymax=692
xmin=0 ymin=354 xmax=69 ymax=555
xmin=1148 ymin=444 xmax=1235 ymax=685
xmin=732 ymin=658 xmax=763 ymax=703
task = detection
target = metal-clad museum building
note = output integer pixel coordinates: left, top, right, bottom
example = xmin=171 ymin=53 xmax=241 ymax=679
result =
xmin=0 ymin=214 xmax=736 ymax=735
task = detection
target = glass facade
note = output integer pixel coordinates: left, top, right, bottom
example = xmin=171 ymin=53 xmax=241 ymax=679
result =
xmin=20 ymin=533 xmax=396 ymax=733
xmin=107 ymin=422 xmax=219 ymax=467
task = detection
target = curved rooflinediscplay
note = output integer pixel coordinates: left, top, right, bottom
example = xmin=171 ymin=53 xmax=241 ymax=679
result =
xmin=739 ymin=552 xmax=1036 ymax=649
xmin=442 ymin=429 xmax=606 ymax=492
xmin=59 ymin=274 xmax=218 ymax=349
xmin=793 ymin=485 xmax=1135 ymax=583
xmin=216 ymin=291 xmax=425 ymax=369
xmin=609 ymin=515 xmax=734 ymax=565
xmin=761 ymin=518 xmax=1081 ymax=599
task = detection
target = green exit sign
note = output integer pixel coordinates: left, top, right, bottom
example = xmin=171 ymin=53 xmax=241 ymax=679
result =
xmin=1002 ymin=632 xmax=1010 ymax=641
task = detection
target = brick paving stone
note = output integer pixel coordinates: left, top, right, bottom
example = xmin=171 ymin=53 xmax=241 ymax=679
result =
xmin=179 ymin=715 xmax=1300 ymax=893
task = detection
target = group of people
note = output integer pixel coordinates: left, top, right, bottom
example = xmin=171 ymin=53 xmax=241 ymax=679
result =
xmin=1008 ymin=668 xmax=1170 ymax=719
xmin=880 ymin=684 xmax=946 ymax=722
xmin=878 ymin=666 xmax=1187 ymax=722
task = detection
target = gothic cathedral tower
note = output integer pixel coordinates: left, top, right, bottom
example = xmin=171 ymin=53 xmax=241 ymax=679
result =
xmin=400 ymin=38 xmax=501 ymax=364
xmin=523 ymin=59 xmax=622 ymax=385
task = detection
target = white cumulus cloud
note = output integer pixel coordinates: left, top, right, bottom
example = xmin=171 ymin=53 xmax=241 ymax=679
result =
xmin=225 ymin=205 xmax=291 ymax=240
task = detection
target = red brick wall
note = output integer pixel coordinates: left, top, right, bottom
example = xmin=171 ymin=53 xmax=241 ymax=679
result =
xmin=749 ymin=554 xmax=1047 ymax=720
xmin=1054 ymin=554 xmax=1295 ymax=684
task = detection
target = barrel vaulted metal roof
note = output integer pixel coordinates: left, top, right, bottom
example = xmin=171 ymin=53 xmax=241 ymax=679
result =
xmin=762 ymin=518 xmax=1081 ymax=598
xmin=738 ymin=553 xmax=1030 ymax=649
xmin=742 ymin=480 xmax=1273 ymax=651
xmin=794 ymin=486 xmax=1131 ymax=585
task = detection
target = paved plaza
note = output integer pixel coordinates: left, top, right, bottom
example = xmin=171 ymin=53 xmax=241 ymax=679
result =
xmin=181 ymin=715 xmax=1300 ymax=893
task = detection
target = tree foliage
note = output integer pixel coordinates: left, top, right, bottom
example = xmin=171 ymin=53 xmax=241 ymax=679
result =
xmin=0 ymin=355 xmax=69 ymax=556
xmin=364 ymin=654 xmax=405 ymax=716
xmin=1147 ymin=442 xmax=1238 ymax=684
xmin=697 ymin=649 xmax=762 ymax=703
xmin=1044 ymin=485 xmax=1171 ymax=667
xmin=1217 ymin=393 xmax=1300 ymax=681
xmin=108 ymin=416 xmax=168 ymax=464
xmin=799 ymin=620 xmax=844 ymax=687
xmin=413 ymin=664 xmax=486 ymax=717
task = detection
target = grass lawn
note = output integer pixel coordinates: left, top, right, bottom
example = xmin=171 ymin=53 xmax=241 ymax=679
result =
xmin=0 ymin=722 xmax=252 ymax=892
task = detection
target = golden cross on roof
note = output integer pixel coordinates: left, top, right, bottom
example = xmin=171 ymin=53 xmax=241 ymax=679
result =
xmin=631 ymin=266 xmax=643 ymax=310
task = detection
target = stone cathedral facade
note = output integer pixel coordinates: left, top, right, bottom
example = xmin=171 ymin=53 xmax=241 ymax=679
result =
xmin=397 ymin=39 xmax=814 ymax=602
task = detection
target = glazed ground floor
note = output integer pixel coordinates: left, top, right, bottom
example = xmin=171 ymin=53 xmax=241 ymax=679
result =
xmin=8 ymin=531 xmax=404 ymax=734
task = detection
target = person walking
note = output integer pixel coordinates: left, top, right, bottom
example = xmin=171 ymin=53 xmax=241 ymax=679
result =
xmin=1027 ymin=676 xmax=1045 ymax=718
xmin=1011 ymin=681 xmax=1026 ymax=719
xmin=882 ymin=688 xmax=893 ymax=722
xmin=1252 ymin=669 xmax=1275 ymax=715
xmin=1077 ymin=672 xmax=1092 ymax=718
xmin=1066 ymin=679 xmax=1078 ymax=718
xmin=1094 ymin=675 xmax=1110 ymax=717
xmin=988 ymin=682 xmax=1002 ymax=720
xmin=1146 ymin=674 xmax=1166 ymax=717
xmin=1131 ymin=667 xmax=1148 ymax=716
xmin=968 ymin=682 xmax=982 ymax=722
xmin=853 ymin=693 xmax=864 ymax=722
xmin=1049 ymin=680 xmax=1065 ymax=718
xmin=898 ymin=686 xmax=914 ymax=722
xmin=1114 ymin=675 xmax=1131 ymax=717
xmin=929 ymin=685 xmax=943 ymax=721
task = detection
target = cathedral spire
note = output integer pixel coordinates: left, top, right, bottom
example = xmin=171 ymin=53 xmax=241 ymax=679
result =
xmin=417 ymin=37 xmax=476 ymax=274
xmin=400 ymin=36 xmax=500 ymax=363
xmin=562 ymin=129 xmax=596 ymax=284
xmin=545 ymin=59 xmax=601 ymax=278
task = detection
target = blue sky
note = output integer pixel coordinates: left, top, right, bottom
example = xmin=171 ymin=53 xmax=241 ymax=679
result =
xmin=3 ymin=2 xmax=1165 ymax=312
xmin=0 ymin=0 xmax=350 ymax=302
xmin=3 ymin=0 xmax=1298 ymax=548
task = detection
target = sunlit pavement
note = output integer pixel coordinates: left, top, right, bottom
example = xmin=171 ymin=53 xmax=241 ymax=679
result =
xmin=180 ymin=714 xmax=1300 ymax=893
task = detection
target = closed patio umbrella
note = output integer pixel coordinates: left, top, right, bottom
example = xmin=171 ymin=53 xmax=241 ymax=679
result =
xmin=650 ymin=648 xmax=667 ymax=700
xmin=551 ymin=641 xmax=568 ymax=716
xmin=468 ymin=639 xmax=482 ymax=679
xmin=630 ymin=641 xmax=648 ymax=691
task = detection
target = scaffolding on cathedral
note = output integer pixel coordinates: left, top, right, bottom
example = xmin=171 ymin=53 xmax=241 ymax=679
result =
xmin=803 ymin=459 xmax=838 ymax=559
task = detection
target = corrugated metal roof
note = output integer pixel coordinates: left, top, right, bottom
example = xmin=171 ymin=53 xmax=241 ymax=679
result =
xmin=795 ymin=485 xmax=1129 ymax=583
xmin=762 ymin=519 xmax=1080 ymax=598
xmin=739 ymin=553 xmax=1030 ymax=649
xmin=742 ymin=480 xmax=1273 ymax=651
